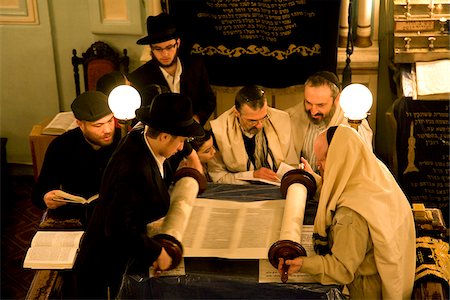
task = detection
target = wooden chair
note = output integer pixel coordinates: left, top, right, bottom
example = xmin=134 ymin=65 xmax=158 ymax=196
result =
xmin=72 ymin=41 xmax=129 ymax=96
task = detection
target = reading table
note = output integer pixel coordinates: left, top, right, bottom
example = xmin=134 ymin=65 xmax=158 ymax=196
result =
xmin=26 ymin=183 xmax=343 ymax=299
xmin=29 ymin=118 xmax=56 ymax=181
xmin=117 ymin=184 xmax=344 ymax=299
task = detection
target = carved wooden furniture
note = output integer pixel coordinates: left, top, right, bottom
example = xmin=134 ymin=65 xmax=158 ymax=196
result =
xmin=72 ymin=41 xmax=129 ymax=96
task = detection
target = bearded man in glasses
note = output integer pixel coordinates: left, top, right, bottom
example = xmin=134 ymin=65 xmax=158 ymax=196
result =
xmin=208 ymin=85 xmax=298 ymax=184
xmin=129 ymin=13 xmax=216 ymax=126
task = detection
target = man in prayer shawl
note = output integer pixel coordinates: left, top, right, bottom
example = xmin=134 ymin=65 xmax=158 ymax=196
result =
xmin=208 ymin=85 xmax=298 ymax=184
xmin=279 ymin=125 xmax=416 ymax=299
xmin=285 ymin=71 xmax=373 ymax=173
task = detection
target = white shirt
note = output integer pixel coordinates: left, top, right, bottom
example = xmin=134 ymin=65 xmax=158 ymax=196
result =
xmin=301 ymin=122 xmax=326 ymax=172
xmin=144 ymin=126 xmax=165 ymax=178
xmin=160 ymin=57 xmax=182 ymax=93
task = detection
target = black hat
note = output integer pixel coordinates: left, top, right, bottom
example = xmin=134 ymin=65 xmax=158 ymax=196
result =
xmin=137 ymin=13 xmax=178 ymax=45
xmin=96 ymin=71 xmax=128 ymax=96
xmin=135 ymin=93 xmax=204 ymax=138
xmin=71 ymin=91 xmax=112 ymax=122
xmin=140 ymin=84 xmax=170 ymax=107
xmin=314 ymin=71 xmax=341 ymax=89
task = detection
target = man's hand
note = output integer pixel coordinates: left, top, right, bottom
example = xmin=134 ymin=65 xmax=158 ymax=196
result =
xmin=43 ymin=190 xmax=67 ymax=209
xmin=253 ymin=167 xmax=279 ymax=182
xmin=300 ymin=157 xmax=314 ymax=174
xmin=180 ymin=149 xmax=204 ymax=174
xmin=277 ymin=257 xmax=304 ymax=276
xmin=153 ymin=247 xmax=172 ymax=271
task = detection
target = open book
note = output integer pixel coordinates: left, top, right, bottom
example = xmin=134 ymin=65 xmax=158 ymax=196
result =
xmin=53 ymin=190 xmax=99 ymax=205
xmin=42 ymin=112 xmax=78 ymax=135
xmin=23 ymin=231 xmax=84 ymax=269
xmin=235 ymin=162 xmax=296 ymax=186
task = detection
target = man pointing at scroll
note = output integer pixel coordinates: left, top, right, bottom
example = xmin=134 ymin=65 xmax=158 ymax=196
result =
xmin=279 ymin=125 xmax=415 ymax=299
xmin=74 ymin=93 xmax=204 ymax=299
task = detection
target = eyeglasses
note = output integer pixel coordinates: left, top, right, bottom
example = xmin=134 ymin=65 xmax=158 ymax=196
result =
xmin=241 ymin=114 xmax=270 ymax=126
xmin=152 ymin=42 xmax=178 ymax=53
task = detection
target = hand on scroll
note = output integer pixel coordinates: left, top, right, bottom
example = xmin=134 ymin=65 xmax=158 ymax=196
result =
xmin=253 ymin=167 xmax=280 ymax=183
xmin=153 ymin=247 xmax=172 ymax=272
xmin=300 ymin=157 xmax=314 ymax=174
xmin=277 ymin=257 xmax=304 ymax=276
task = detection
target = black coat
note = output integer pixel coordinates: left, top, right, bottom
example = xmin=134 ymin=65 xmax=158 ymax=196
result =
xmin=129 ymin=56 xmax=216 ymax=125
xmin=32 ymin=127 xmax=120 ymax=209
xmin=74 ymin=126 xmax=188 ymax=299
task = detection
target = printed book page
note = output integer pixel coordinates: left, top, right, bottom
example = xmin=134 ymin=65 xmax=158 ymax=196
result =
xmin=23 ymin=246 xmax=79 ymax=269
xmin=42 ymin=112 xmax=78 ymax=135
xmin=23 ymin=231 xmax=84 ymax=269
xmin=235 ymin=162 xmax=296 ymax=186
xmin=54 ymin=190 xmax=99 ymax=204
xmin=30 ymin=231 xmax=84 ymax=247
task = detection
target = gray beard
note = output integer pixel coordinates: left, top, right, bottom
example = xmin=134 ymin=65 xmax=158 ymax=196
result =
xmin=306 ymin=104 xmax=336 ymax=127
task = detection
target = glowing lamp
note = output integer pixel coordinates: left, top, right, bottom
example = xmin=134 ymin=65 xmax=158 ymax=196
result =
xmin=339 ymin=83 xmax=373 ymax=129
xmin=108 ymin=85 xmax=141 ymax=136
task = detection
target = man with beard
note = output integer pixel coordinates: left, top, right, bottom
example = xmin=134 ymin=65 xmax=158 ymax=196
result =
xmin=73 ymin=93 xmax=205 ymax=299
xmin=128 ymin=13 xmax=216 ymax=126
xmin=286 ymin=71 xmax=373 ymax=173
xmin=208 ymin=85 xmax=298 ymax=184
xmin=32 ymin=91 xmax=120 ymax=214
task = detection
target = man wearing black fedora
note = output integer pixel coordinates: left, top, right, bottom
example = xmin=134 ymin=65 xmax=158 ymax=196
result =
xmin=129 ymin=12 xmax=216 ymax=126
xmin=73 ymin=93 xmax=205 ymax=299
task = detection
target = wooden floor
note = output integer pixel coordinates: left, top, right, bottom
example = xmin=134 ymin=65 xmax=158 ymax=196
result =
xmin=1 ymin=165 xmax=41 ymax=299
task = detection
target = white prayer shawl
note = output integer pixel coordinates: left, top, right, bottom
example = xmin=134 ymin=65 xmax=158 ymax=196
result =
xmin=209 ymin=107 xmax=298 ymax=184
xmin=315 ymin=125 xmax=416 ymax=300
xmin=285 ymin=100 xmax=373 ymax=158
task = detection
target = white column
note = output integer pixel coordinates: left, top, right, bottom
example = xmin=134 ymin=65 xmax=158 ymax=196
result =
xmin=338 ymin=0 xmax=350 ymax=47
xmin=355 ymin=0 xmax=373 ymax=47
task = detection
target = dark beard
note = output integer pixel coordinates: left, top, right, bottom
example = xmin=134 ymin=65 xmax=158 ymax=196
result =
xmin=153 ymin=49 xmax=179 ymax=68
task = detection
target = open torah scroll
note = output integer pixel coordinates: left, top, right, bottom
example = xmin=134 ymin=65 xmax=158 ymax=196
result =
xmin=147 ymin=170 xmax=317 ymax=282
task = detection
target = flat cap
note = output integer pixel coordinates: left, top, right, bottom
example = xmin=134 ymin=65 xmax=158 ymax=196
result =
xmin=71 ymin=91 xmax=112 ymax=122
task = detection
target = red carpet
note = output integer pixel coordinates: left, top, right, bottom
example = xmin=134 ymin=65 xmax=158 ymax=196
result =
xmin=1 ymin=175 xmax=41 ymax=299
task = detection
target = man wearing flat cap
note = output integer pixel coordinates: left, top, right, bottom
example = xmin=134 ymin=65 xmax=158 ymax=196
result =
xmin=285 ymin=71 xmax=373 ymax=173
xmin=128 ymin=12 xmax=216 ymax=126
xmin=74 ymin=93 xmax=204 ymax=299
xmin=32 ymin=91 xmax=120 ymax=213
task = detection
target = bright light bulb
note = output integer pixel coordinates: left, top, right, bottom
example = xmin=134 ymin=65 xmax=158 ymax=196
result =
xmin=339 ymin=83 xmax=373 ymax=121
xmin=108 ymin=85 xmax=141 ymax=120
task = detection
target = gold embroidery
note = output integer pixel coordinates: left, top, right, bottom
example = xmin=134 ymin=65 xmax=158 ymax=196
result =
xmin=191 ymin=43 xmax=321 ymax=60
xmin=415 ymin=236 xmax=450 ymax=284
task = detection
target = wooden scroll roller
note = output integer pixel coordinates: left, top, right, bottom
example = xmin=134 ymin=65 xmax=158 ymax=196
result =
xmin=153 ymin=167 xmax=207 ymax=270
xmin=268 ymin=169 xmax=316 ymax=283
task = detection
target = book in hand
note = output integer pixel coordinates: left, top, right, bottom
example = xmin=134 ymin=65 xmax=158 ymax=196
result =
xmin=42 ymin=112 xmax=78 ymax=135
xmin=235 ymin=162 xmax=296 ymax=186
xmin=23 ymin=231 xmax=84 ymax=269
xmin=53 ymin=190 xmax=99 ymax=205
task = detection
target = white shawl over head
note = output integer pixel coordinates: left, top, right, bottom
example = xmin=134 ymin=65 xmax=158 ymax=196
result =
xmin=314 ymin=125 xmax=415 ymax=300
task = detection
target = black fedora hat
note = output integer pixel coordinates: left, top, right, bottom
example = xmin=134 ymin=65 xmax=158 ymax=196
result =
xmin=135 ymin=93 xmax=204 ymax=138
xmin=137 ymin=13 xmax=178 ymax=45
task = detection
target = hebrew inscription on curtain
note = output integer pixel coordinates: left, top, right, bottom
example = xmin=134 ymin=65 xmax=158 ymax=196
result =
xmin=165 ymin=0 xmax=341 ymax=88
